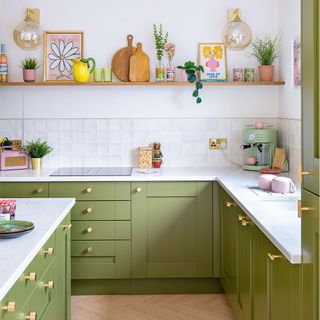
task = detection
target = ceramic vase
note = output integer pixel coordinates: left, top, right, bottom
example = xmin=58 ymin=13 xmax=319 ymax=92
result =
xmin=259 ymin=65 xmax=274 ymax=82
xmin=31 ymin=158 xmax=42 ymax=170
xmin=23 ymin=69 xmax=36 ymax=82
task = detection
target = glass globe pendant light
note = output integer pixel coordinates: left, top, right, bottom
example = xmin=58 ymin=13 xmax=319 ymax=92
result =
xmin=13 ymin=9 xmax=43 ymax=50
xmin=222 ymin=9 xmax=252 ymax=51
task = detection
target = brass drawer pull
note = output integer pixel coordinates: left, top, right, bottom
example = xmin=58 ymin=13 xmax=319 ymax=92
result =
xmin=26 ymin=312 xmax=37 ymax=320
xmin=238 ymin=215 xmax=246 ymax=221
xmin=226 ymin=201 xmax=237 ymax=207
xmin=25 ymin=272 xmax=37 ymax=282
xmin=86 ymin=227 xmax=93 ymax=233
xmin=2 ymin=301 xmax=16 ymax=312
xmin=85 ymin=187 xmax=92 ymax=193
xmin=44 ymin=281 xmax=54 ymax=289
xmin=44 ymin=247 xmax=54 ymax=256
xmin=241 ymin=219 xmax=252 ymax=227
xmin=298 ymin=164 xmax=316 ymax=183
xmin=298 ymin=200 xmax=314 ymax=218
xmin=136 ymin=186 xmax=142 ymax=193
xmin=86 ymin=246 xmax=93 ymax=253
xmin=85 ymin=207 xmax=93 ymax=213
xmin=36 ymin=188 xmax=43 ymax=194
xmin=268 ymin=253 xmax=283 ymax=261
xmin=62 ymin=224 xmax=72 ymax=230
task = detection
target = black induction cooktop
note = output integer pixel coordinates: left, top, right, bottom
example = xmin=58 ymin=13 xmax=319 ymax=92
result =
xmin=50 ymin=167 xmax=132 ymax=176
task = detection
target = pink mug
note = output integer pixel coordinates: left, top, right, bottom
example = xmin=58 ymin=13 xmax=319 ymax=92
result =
xmin=271 ymin=177 xmax=296 ymax=193
xmin=258 ymin=174 xmax=276 ymax=190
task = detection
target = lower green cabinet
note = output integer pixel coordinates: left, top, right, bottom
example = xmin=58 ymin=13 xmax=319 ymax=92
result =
xmin=132 ymin=182 xmax=213 ymax=278
xmin=0 ymin=182 xmax=49 ymax=198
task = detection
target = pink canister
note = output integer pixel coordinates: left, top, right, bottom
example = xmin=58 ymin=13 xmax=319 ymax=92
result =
xmin=271 ymin=177 xmax=296 ymax=193
xmin=258 ymin=174 xmax=276 ymax=190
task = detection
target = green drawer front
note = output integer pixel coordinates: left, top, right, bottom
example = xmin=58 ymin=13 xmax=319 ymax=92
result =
xmin=145 ymin=182 xmax=197 ymax=197
xmin=71 ymin=221 xmax=131 ymax=240
xmin=49 ymin=182 xmax=130 ymax=200
xmin=71 ymin=201 xmax=131 ymax=221
xmin=71 ymin=241 xmax=131 ymax=279
xmin=0 ymin=183 xmax=49 ymax=198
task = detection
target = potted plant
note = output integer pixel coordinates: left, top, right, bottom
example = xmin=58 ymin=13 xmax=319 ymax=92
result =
xmin=249 ymin=36 xmax=280 ymax=81
xmin=153 ymin=24 xmax=168 ymax=82
xmin=25 ymin=139 xmax=53 ymax=170
xmin=177 ymin=61 xmax=204 ymax=104
xmin=21 ymin=58 xmax=39 ymax=82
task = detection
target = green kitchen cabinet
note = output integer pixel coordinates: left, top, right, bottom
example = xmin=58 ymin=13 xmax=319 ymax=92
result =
xmin=0 ymin=182 xmax=49 ymax=198
xmin=301 ymin=189 xmax=319 ymax=320
xmin=302 ymin=0 xmax=320 ymax=196
xmin=132 ymin=181 xmax=213 ymax=278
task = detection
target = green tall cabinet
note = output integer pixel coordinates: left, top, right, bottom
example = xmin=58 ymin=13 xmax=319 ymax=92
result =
xmin=132 ymin=182 xmax=213 ymax=278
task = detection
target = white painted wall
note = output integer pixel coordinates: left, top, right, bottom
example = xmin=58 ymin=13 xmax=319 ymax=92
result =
xmin=278 ymin=0 xmax=301 ymax=120
xmin=0 ymin=0 xmax=281 ymax=119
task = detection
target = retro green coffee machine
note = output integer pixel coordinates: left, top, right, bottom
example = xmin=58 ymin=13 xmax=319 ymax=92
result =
xmin=241 ymin=128 xmax=277 ymax=171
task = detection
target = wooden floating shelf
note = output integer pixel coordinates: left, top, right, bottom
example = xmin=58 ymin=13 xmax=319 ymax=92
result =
xmin=0 ymin=81 xmax=285 ymax=87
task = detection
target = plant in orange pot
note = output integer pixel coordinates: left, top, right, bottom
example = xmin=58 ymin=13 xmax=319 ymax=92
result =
xmin=249 ymin=36 xmax=280 ymax=82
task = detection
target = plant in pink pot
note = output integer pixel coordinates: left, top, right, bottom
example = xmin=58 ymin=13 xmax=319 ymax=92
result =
xmin=21 ymin=58 xmax=39 ymax=82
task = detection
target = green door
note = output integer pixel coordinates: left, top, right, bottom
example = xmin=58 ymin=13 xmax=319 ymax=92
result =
xmin=302 ymin=0 xmax=320 ymax=196
xmin=301 ymin=189 xmax=319 ymax=320
xmin=132 ymin=182 xmax=212 ymax=278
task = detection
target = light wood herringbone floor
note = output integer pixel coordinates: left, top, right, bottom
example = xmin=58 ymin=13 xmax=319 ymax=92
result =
xmin=71 ymin=294 xmax=235 ymax=320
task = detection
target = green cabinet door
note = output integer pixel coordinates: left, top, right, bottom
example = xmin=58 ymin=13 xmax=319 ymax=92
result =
xmin=301 ymin=189 xmax=319 ymax=320
xmin=132 ymin=182 xmax=213 ymax=278
xmin=302 ymin=0 xmax=320 ymax=196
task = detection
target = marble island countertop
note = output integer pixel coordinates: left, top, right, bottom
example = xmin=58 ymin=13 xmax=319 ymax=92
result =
xmin=0 ymin=167 xmax=301 ymax=264
xmin=0 ymin=198 xmax=75 ymax=301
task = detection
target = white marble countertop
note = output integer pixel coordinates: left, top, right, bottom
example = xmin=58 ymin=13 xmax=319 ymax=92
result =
xmin=0 ymin=167 xmax=301 ymax=264
xmin=0 ymin=198 xmax=75 ymax=301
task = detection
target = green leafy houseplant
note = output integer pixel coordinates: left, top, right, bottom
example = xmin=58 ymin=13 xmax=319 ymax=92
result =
xmin=177 ymin=61 xmax=204 ymax=104
xmin=249 ymin=36 xmax=280 ymax=65
xmin=21 ymin=58 xmax=39 ymax=70
xmin=153 ymin=24 xmax=168 ymax=61
xmin=25 ymin=139 xmax=53 ymax=158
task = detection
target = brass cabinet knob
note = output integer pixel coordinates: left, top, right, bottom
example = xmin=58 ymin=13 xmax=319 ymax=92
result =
xmin=298 ymin=200 xmax=314 ymax=218
xmin=36 ymin=188 xmax=43 ymax=194
xmin=86 ymin=246 xmax=93 ymax=253
xmin=26 ymin=312 xmax=37 ymax=320
xmin=44 ymin=281 xmax=54 ymax=289
xmin=241 ymin=219 xmax=252 ymax=227
xmin=268 ymin=253 xmax=283 ymax=261
xmin=61 ymin=224 xmax=72 ymax=230
xmin=2 ymin=301 xmax=16 ymax=312
xmin=298 ymin=164 xmax=315 ymax=183
xmin=238 ymin=215 xmax=246 ymax=221
xmin=25 ymin=272 xmax=37 ymax=282
xmin=226 ymin=201 xmax=237 ymax=207
xmin=86 ymin=227 xmax=93 ymax=233
xmin=136 ymin=186 xmax=142 ymax=193
xmin=44 ymin=247 xmax=54 ymax=256
xmin=85 ymin=207 xmax=93 ymax=213
xmin=85 ymin=187 xmax=92 ymax=193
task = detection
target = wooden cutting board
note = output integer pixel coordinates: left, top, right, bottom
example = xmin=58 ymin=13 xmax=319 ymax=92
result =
xmin=111 ymin=35 xmax=136 ymax=82
xmin=129 ymin=42 xmax=150 ymax=82
xmin=272 ymin=148 xmax=286 ymax=169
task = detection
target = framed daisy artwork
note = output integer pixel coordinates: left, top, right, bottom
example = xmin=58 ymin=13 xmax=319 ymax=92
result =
xmin=43 ymin=31 xmax=84 ymax=82
xmin=198 ymin=43 xmax=227 ymax=82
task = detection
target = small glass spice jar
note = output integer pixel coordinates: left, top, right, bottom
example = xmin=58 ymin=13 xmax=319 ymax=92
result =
xmin=0 ymin=200 xmax=16 ymax=221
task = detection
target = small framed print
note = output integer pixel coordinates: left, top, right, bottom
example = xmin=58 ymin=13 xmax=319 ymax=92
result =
xmin=43 ymin=31 xmax=84 ymax=82
xmin=198 ymin=43 xmax=227 ymax=82
xmin=292 ymin=36 xmax=301 ymax=87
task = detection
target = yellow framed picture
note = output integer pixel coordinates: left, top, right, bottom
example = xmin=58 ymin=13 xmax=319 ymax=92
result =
xmin=43 ymin=31 xmax=84 ymax=82
xmin=198 ymin=43 xmax=227 ymax=82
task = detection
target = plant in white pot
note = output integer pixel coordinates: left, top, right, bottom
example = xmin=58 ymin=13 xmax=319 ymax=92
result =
xmin=249 ymin=35 xmax=280 ymax=81
xmin=25 ymin=139 xmax=53 ymax=170
xmin=21 ymin=58 xmax=39 ymax=82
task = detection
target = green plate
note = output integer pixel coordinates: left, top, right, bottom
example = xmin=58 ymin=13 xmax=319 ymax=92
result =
xmin=0 ymin=220 xmax=34 ymax=239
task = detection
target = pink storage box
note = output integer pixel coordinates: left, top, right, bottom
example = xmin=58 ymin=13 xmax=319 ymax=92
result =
xmin=0 ymin=150 xmax=30 ymax=171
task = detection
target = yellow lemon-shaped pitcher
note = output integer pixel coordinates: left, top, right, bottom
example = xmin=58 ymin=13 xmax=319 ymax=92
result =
xmin=71 ymin=58 xmax=96 ymax=83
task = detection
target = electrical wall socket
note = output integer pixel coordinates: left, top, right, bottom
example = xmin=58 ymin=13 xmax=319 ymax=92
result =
xmin=209 ymin=138 xmax=227 ymax=150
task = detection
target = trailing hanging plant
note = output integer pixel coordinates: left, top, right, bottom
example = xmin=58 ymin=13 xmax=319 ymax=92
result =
xmin=249 ymin=35 xmax=280 ymax=65
xmin=177 ymin=61 xmax=204 ymax=104
xmin=25 ymin=139 xmax=53 ymax=158
xmin=21 ymin=58 xmax=39 ymax=70
xmin=153 ymin=24 xmax=168 ymax=61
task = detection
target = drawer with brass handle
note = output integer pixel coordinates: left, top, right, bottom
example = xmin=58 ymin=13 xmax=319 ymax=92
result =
xmin=71 ymin=201 xmax=131 ymax=221
xmin=71 ymin=221 xmax=131 ymax=240
xmin=0 ymin=183 xmax=49 ymax=198
xmin=71 ymin=240 xmax=122 ymax=257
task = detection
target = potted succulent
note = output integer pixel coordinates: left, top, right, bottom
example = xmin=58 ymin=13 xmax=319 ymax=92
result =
xmin=25 ymin=139 xmax=53 ymax=170
xmin=177 ymin=61 xmax=204 ymax=104
xmin=21 ymin=58 xmax=39 ymax=82
xmin=249 ymin=36 xmax=280 ymax=81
